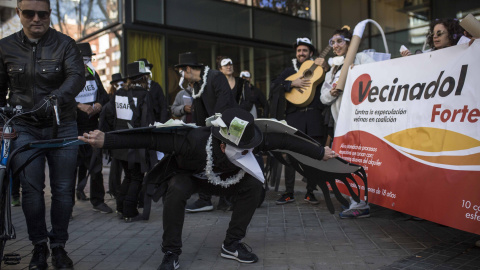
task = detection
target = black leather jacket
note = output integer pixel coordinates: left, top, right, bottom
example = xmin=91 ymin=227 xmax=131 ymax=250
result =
xmin=0 ymin=28 xmax=85 ymax=126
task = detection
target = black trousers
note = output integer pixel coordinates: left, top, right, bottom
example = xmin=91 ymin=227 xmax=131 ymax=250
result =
xmin=117 ymin=160 xmax=144 ymax=218
xmin=162 ymin=173 xmax=263 ymax=255
xmin=75 ymin=143 xmax=106 ymax=207
xmin=284 ymin=135 xmax=324 ymax=194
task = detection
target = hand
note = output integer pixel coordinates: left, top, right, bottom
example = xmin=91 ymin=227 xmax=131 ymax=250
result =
xmin=322 ymin=146 xmax=339 ymax=161
xmin=77 ymin=103 xmax=94 ymax=115
xmin=184 ymin=104 xmax=192 ymax=113
xmin=330 ymin=84 xmax=340 ymax=97
xmin=91 ymin=102 xmax=102 ymax=116
xmin=32 ymin=97 xmax=54 ymax=119
xmin=78 ymin=130 xmax=105 ymax=148
xmin=469 ymin=38 xmax=476 ymax=46
xmin=400 ymin=50 xmax=412 ymax=57
xmin=291 ymin=76 xmax=310 ymax=89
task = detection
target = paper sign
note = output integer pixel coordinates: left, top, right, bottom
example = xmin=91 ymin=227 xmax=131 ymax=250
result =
xmin=115 ymin=95 xmax=137 ymax=120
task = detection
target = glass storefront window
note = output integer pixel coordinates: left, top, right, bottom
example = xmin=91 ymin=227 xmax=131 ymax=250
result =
xmin=253 ymin=0 xmax=311 ymax=18
xmin=51 ymin=0 xmax=119 ymax=40
xmin=166 ymin=35 xmax=291 ymax=108
xmin=134 ymin=0 xmax=163 ymax=25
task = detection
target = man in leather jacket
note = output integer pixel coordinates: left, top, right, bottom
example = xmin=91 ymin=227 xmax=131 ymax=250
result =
xmin=0 ymin=1 xmax=85 ymax=269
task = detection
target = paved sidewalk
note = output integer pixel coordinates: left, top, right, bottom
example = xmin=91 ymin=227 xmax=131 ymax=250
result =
xmin=2 ymin=167 xmax=479 ymax=270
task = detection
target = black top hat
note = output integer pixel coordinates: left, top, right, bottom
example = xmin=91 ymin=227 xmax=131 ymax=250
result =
xmin=126 ymin=61 xmax=150 ymax=79
xmin=110 ymin=73 xmax=124 ymax=84
xmin=137 ymin=58 xmax=153 ymax=69
xmin=77 ymin=42 xmax=96 ymax=57
xmin=174 ymin=52 xmax=204 ymax=68
xmin=293 ymin=37 xmax=316 ymax=54
xmin=212 ymin=108 xmax=263 ymax=149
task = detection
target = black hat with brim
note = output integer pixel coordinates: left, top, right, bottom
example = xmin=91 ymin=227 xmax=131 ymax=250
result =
xmin=293 ymin=37 xmax=316 ymax=54
xmin=174 ymin=52 xmax=204 ymax=68
xmin=110 ymin=73 xmax=124 ymax=84
xmin=137 ymin=58 xmax=153 ymax=69
xmin=211 ymin=108 xmax=263 ymax=149
xmin=126 ymin=61 xmax=150 ymax=79
xmin=77 ymin=42 xmax=96 ymax=56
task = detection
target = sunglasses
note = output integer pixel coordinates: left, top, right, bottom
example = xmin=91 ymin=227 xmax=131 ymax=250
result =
xmin=18 ymin=7 xmax=50 ymax=20
xmin=430 ymin=30 xmax=446 ymax=38
xmin=329 ymin=36 xmax=350 ymax=46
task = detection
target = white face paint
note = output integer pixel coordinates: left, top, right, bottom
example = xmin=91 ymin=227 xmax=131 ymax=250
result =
xmin=225 ymin=144 xmax=264 ymax=183
xmin=145 ymin=66 xmax=153 ymax=78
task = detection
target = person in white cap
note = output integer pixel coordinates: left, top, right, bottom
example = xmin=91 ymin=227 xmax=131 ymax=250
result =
xmin=79 ymin=107 xmax=338 ymax=270
xmin=270 ymin=37 xmax=329 ymax=205
xmin=240 ymin=70 xmax=269 ymax=118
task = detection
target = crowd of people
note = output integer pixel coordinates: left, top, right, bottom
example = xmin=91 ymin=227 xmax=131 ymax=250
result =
xmin=0 ymin=0 xmax=475 ymax=269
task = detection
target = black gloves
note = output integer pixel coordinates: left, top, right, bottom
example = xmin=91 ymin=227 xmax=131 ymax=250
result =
xmin=32 ymin=96 xmax=55 ymax=119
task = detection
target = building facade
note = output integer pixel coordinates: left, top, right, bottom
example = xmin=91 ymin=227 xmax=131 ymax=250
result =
xmin=0 ymin=0 xmax=479 ymax=105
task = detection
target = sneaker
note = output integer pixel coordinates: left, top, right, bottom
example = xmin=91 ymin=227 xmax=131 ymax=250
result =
xmin=275 ymin=193 xmax=295 ymax=205
xmin=51 ymin=246 xmax=73 ymax=269
xmin=158 ymin=251 xmax=179 ymax=270
xmin=116 ymin=210 xmax=124 ymax=219
xmin=76 ymin=190 xmax=89 ymax=201
xmin=29 ymin=242 xmax=49 ymax=270
xmin=304 ymin=192 xmax=320 ymax=205
xmin=221 ymin=241 xmax=258 ymax=263
xmin=93 ymin=203 xmax=113 ymax=214
xmin=11 ymin=197 xmax=21 ymax=207
xmin=339 ymin=208 xmax=370 ymax=219
xmin=185 ymin=198 xmax=214 ymax=212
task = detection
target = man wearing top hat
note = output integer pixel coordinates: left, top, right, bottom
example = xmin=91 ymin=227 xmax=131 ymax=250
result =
xmin=79 ymin=107 xmax=338 ymax=270
xmin=136 ymin=58 xmax=169 ymax=123
xmin=175 ymin=52 xmax=236 ymax=127
xmin=176 ymin=52 xmax=237 ymax=212
xmin=270 ymin=37 xmax=329 ymax=205
xmin=74 ymin=42 xmax=112 ymax=214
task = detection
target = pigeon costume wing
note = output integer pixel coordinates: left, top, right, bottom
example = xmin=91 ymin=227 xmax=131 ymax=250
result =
xmin=255 ymin=118 xmax=368 ymax=214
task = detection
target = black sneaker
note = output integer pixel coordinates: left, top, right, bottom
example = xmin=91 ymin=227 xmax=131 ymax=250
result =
xmin=93 ymin=203 xmax=113 ymax=214
xmin=29 ymin=242 xmax=49 ymax=270
xmin=157 ymin=251 xmax=179 ymax=270
xmin=304 ymin=192 xmax=320 ymax=205
xmin=185 ymin=198 xmax=213 ymax=213
xmin=221 ymin=241 xmax=258 ymax=263
xmin=51 ymin=246 xmax=73 ymax=269
xmin=275 ymin=193 xmax=295 ymax=205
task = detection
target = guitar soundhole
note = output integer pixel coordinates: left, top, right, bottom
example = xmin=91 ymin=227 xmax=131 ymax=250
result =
xmin=303 ymin=69 xmax=313 ymax=79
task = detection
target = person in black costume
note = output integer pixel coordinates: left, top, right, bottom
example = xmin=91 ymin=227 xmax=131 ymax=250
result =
xmin=79 ymin=107 xmax=338 ymax=270
xmin=270 ymin=37 xmax=329 ymax=205
xmin=74 ymin=42 xmax=112 ymax=214
xmin=101 ymin=61 xmax=156 ymax=222
xmin=176 ymin=52 xmax=237 ymax=213
xmin=137 ymin=58 xmax=169 ymax=123
xmin=240 ymin=70 xmax=269 ymax=118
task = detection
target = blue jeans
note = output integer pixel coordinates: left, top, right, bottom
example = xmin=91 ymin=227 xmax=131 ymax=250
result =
xmin=11 ymin=121 xmax=78 ymax=247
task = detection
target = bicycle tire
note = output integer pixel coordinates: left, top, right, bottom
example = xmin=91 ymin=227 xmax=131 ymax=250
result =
xmin=0 ymin=168 xmax=7 ymax=264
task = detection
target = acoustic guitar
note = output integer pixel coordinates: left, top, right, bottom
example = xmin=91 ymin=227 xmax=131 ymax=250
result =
xmin=285 ymin=45 xmax=332 ymax=107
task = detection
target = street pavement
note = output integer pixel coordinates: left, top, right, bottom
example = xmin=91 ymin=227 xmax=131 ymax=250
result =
xmin=2 ymin=166 xmax=479 ymax=270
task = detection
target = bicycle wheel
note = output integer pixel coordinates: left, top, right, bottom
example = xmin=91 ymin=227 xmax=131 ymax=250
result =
xmin=0 ymin=168 xmax=7 ymax=263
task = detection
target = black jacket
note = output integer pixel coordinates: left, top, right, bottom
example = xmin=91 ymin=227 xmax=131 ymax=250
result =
xmin=0 ymin=28 xmax=85 ymax=126
xmin=76 ymin=70 xmax=110 ymax=132
xmin=192 ymin=69 xmax=236 ymax=126
xmin=148 ymin=80 xmax=169 ymax=123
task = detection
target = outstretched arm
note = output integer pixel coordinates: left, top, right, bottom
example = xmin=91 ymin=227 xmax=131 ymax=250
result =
xmin=258 ymin=132 xmax=338 ymax=161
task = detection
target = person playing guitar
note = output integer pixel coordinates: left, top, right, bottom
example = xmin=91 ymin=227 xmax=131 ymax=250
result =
xmin=270 ymin=37 xmax=329 ymax=206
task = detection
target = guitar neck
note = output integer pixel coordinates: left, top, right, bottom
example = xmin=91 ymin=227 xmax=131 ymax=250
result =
xmin=317 ymin=45 xmax=332 ymax=59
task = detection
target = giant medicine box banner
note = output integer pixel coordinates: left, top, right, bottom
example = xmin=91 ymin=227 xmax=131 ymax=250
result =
xmin=334 ymin=41 xmax=480 ymax=235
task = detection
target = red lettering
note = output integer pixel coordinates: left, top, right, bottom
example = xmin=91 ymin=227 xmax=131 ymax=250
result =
xmin=468 ymin=108 xmax=480 ymax=123
xmin=431 ymin=104 xmax=479 ymax=123
xmin=431 ymin=104 xmax=441 ymax=122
